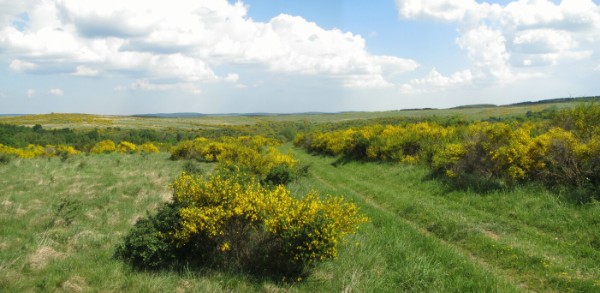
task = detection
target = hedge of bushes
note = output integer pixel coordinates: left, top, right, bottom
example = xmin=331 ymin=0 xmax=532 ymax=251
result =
xmin=295 ymin=104 xmax=600 ymax=200
xmin=0 ymin=140 xmax=160 ymax=159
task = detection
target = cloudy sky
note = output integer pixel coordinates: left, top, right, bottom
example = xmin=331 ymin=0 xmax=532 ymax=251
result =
xmin=1 ymin=0 xmax=599 ymax=114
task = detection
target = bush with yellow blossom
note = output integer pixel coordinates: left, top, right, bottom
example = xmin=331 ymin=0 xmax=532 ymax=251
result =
xmin=116 ymin=171 xmax=367 ymax=277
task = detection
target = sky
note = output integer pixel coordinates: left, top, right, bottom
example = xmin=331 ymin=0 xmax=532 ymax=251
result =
xmin=1 ymin=0 xmax=600 ymax=115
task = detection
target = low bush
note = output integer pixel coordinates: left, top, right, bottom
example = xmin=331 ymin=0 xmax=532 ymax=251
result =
xmin=114 ymin=203 xmax=183 ymax=270
xmin=182 ymin=161 xmax=204 ymax=175
xmin=90 ymin=140 xmax=117 ymax=154
xmin=0 ymin=153 xmax=14 ymax=165
xmin=170 ymin=136 xmax=302 ymax=185
xmin=116 ymin=172 xmax=367 ymax=278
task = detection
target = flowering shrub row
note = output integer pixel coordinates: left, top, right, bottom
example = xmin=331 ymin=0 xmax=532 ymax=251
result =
xmin=431 ymin=123 xmax=600 ymax=188
xmin=0 ymin=143 xmax=79 ymax=158
xmin=295 ymin=104 xmax=600 ymax=198
xmin=90 ymin=140 xmax=160 ymax=154
xmin=295 ymin=122 xmax=455 ymax=164
xmin=0 ymin=140 xmax=161 ymax=159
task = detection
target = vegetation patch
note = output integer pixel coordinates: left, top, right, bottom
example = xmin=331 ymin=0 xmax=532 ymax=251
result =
xmin=27 ymin=246 xmax=63 ymax=270
xmin=296 ymin=104 xmax=600 ymax=201
xmin=116 ymin=167 xmax=366 ymax=279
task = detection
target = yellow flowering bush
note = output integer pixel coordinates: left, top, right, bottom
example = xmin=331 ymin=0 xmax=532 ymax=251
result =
xmin=0 ymin=143 xmax=79 ymax=158
xmin=165 ymin=172 xmax=367 ymax=275
xmin=90 ymin=140 xmax=117 ymax=154
xmin=116 ymin=171 xmax=367 ymax=276
xmin=139 ymin=142 xmax=160 ymax=154
xmin=171 ymin=136 xmax=300 ymax=185
xmin=296 ymin=111 xmax=600 ymax=198
xmin=117 ymin=141 xmax=138 ymax=153
xmin=295 ymin=122 xmax=455 ymax=163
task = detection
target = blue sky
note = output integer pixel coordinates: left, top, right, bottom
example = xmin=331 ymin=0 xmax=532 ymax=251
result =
xmin=1 ymin=0 xmax=599 ymax=114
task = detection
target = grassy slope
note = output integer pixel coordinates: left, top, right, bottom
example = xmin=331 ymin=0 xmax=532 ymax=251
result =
xmin=287 ymin=147 xmax=600 ymax=292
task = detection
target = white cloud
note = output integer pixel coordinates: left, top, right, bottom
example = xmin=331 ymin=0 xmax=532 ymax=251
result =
xmin=224 ymin=73 xmax=239 ymax=82
xmin=27 ymin=89 xmax=36 ymax=97
xmin=343 ymin=74 xmax=394 ymax=89
xmin=0 ymin=0 xmax=418 ymax=92
xmin=456 ymin=25 xmax=513 ymax=81
xmin=412 ymin=68 xmax=473 ymax=87
xmin=397 ymin=0 xmax=600 ymax=87
xmin=0 ymin=0 xmax=38 ymax=26
xmin=9 ymin=59 xmax=37 ymax=72
xmin=402 ymin=68 xmax=473 ymax=94
xmin=396 ymin=0 xmax=495 ymax=22
xmin=512 ymin=29 xmax=577 ymax=54
xmin=128 ymin=79 xmax=202 ymax=95
xmin=49 ymin=88 xmax=63 ymax=96
xmin=73 ymin=65 xmax=99 ymax=76
xmin=130 ymin=79 xmax=173 ymax=91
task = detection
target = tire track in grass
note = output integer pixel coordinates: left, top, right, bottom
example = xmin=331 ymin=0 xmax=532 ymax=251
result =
xmin=299 ymin=154 xmax=522 ymax=292
xmin=335 ymin=162 xmax=600 ymax=291
xmin=296 ymin=148 xmax=599 ymax=292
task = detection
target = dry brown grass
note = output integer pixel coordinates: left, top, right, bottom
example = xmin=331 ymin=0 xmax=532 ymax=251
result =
xmin=28 ymin=246 xmax=64 ymax=270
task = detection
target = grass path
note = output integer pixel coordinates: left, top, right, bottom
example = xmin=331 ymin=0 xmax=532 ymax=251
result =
xmin=288 ymin=147 xmax=600 ymax=292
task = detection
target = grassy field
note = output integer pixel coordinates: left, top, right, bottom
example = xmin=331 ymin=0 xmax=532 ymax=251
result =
xmin=2 ymin=99 xmax=600 ymax=292
xmin=2 ymin=146 xmax=598 ymax=291
xmin=288 ymin=147 xmax=600 ymax=292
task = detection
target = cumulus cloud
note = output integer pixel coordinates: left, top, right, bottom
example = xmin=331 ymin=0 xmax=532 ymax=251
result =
xmin=402 ymin=68 xmax=473 ymax=94
xmin=0 ymin=0 xmax=418 ymax=93
xmin=49 ymin=88 xmax=63 ymax=96
xmin=396 ymin=0 xmax=600 ymax=86
xmin=412 ymin=68 xmax=473 ymax=87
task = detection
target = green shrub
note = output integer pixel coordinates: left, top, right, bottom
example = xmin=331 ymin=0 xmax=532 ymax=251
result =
xmin=114 ymin=203 xmax=183 ymax=270
xmin=182 ymin=161 xmax=204 ymax=175
xmin=0 ymin=153 xmax=13 ymax=165
xmin=263 ymin=164 xmax=294 ymax=186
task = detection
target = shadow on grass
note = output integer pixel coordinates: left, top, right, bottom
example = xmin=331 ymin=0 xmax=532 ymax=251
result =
xmin=423 ymin=171 xmax=510 ymax=195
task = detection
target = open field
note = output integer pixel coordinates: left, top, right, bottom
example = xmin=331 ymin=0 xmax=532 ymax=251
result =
xmin=1 ymin=148 xmax=599 ymax=291
xmin=2 ymin=98 xmax=600 ymax=291
xmin=0 ymin=98 xmax=592 ymax=130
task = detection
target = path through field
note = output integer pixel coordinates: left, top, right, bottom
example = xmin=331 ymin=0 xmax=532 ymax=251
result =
xmin=289 ymin=147 xmax=600 ymax=292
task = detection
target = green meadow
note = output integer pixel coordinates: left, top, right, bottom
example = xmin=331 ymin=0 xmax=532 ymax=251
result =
xmin=1 ymin=100 xmax=600 ymax=292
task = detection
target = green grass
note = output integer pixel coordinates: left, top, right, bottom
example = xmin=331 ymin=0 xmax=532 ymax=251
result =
xmin=287 ymin=147 xmax=600 ymax=292
xmin=1 ymin=148 xmax=599 ymax=291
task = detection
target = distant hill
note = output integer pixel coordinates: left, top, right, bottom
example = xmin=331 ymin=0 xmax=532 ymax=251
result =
xmin=451 ymin=104 xmax=497 ymax=109
xmin=133 ymin=113 xmax=208 ymax=118
xmin=0 ymin=114 xmax=27 ymax=117
xmin=448 ymin=96 xmax=600 ymax=110
xmin=506 ymin=96 xmax=600 ymax=107
xmin=133 ymin=112 xmax=335 ymax=118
